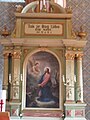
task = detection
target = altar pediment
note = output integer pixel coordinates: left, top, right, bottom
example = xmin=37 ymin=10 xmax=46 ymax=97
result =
xmin=10 ymin=0 xmax=73 ymax=39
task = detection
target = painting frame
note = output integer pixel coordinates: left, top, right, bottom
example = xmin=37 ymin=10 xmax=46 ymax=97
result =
xmin=22 ymin=50 xmax=63 ymax=112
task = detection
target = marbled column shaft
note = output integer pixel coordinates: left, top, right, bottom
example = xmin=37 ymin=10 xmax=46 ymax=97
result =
xmin=65 ymin=53 xmax=75 ymax=102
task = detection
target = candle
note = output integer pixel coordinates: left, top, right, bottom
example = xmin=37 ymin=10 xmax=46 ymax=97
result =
xmin=21 ymin=74 xmax=23 ymax=81
xmin=9 ymin=74 xmax=11 ymax=80
xmin=63 ymin=75 xmax=65 ymax=83
xmin=9 ymin=74 xmax=11 ymax=83
xmin=74 ymin=75 xmax=76 ymax=82
xmin=43 ymin=0 xmax=45 ymax=5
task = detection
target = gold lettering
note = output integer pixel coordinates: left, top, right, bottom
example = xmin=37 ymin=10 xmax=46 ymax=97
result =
xmin=51 ymin=25 xmax=60 ymax=29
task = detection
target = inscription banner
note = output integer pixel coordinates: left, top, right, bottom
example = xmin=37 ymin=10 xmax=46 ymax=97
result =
xmin=24 ymin=23 xmax=64 ymax=36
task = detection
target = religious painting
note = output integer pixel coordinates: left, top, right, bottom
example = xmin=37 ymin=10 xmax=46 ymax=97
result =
xmin=26 ymin=51 xmax=60 ymax=108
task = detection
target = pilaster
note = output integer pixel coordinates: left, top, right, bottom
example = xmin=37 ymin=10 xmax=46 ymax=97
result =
xmin=11 ymin=47 xmax=21 ymax=101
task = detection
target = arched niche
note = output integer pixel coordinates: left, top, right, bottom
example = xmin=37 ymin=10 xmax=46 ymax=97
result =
xmin=22 ymin=49 xmax=64 ymax=110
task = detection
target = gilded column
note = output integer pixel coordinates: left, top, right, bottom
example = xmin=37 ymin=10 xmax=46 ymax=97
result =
xmin=3 ymin=53 xmax=9 ymax=100
xmin=65 ymin=53 xmax=75 ymax=103
xmin=76 ymin=53 xmax=83 ymax=103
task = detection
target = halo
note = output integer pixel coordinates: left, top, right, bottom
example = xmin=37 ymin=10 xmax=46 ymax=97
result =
xmin=44 ymin=67 xmax=51 ymax=72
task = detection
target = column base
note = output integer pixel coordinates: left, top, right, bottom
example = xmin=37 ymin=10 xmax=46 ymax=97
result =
xmin=64 ymin=103 xmax=86 ymax=120
xmin=76 ymin=100 xmax=82 ymax=103
xmin=10 ymin=116 xmax=63 ymax=120
xmin=64 ymin=117 xmax=86 ymax=120
xmin=7 ymin=102 xmax=21 ymax=116
xmin=65 ymin=100 xmax=75 ymax=103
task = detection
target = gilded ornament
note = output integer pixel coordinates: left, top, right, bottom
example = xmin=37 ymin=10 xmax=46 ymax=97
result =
xmin=13 ymin=51 xmax=21 ymax=59
xmin=65 ymin=6 xmax=72 ymax=14
xmin=65 ymin=53 xmax=75 ymax=60
xmin=76 ymin=53 xmax=83 ymax=60
xmin=39 ymin=46 xmax=47 ymax=51
xmin=1 ymin=26 xmax=10 ymax=37
xmin=11 ymin=27 xmax=16 ymax=38
xmin=72 ymin=48 xmax=76 ymax=51
xmin=77 ymin=26 xmax=87 ymax=39
xmin=3 ymin=53 xmax=9 ymax=58
xmin=71 ymin=30 xmax=76 ymax=38
xmin=67 ymin=47 xmax=72 ymax=50
xmin=5 ymin=47 xmax=9 ymax=50
xmin=41 ymin=5 xmax=47 ymax=12
xmin=77 ymin=48 xmax=81 ymax=51
xmin=24 ymin=49 xmax=28 ymax=54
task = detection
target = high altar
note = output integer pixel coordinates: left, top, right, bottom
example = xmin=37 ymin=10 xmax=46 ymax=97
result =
xmin=0 ymin=0 xmax=87 ymax=120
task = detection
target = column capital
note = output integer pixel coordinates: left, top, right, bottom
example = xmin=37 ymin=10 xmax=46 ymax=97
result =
xmin=76 ymin=53 xmax=83 ymax=60
xmin=65 ymin=53 xmax=75 ymax=60
xmin=3 ymin=53 xmax=9 ymax=59
xmin=12 ymin=51 xmax=21 ymax=59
